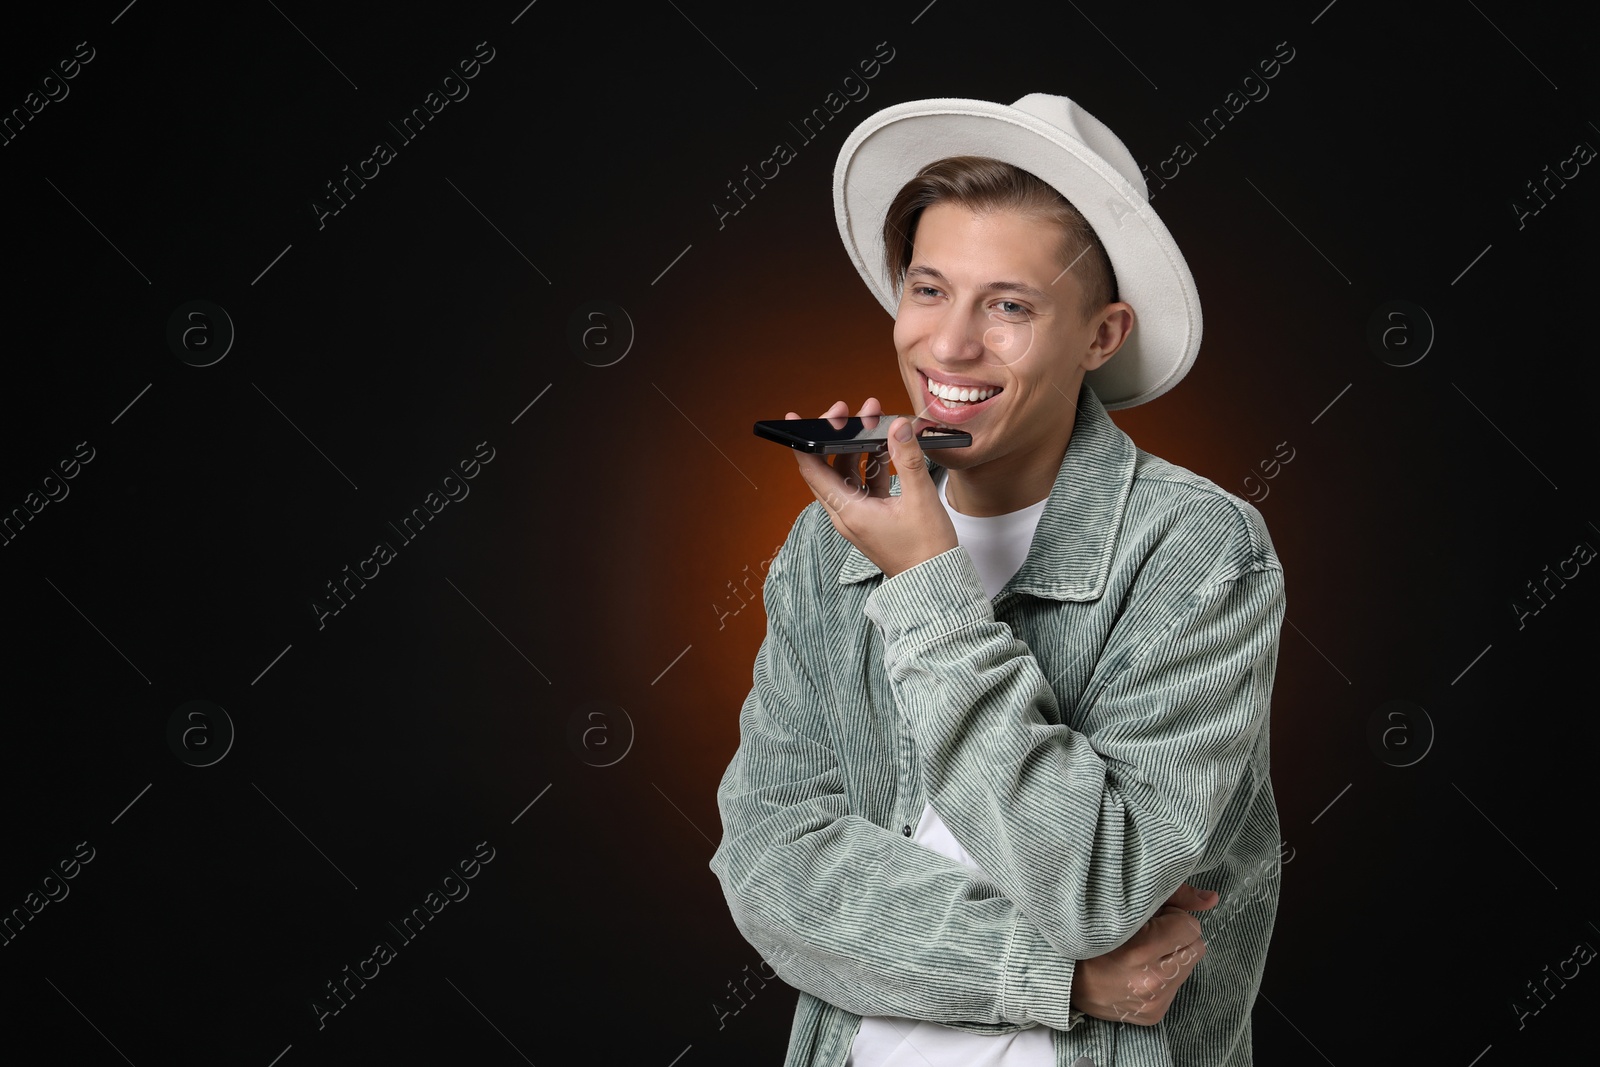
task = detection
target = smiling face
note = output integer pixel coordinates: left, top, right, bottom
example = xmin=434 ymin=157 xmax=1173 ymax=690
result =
xmin=894 ymin=201 xmax=1132 ymax=514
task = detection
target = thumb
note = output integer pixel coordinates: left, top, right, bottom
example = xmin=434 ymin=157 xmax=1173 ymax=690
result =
xmin=888 ymin=418 xmax=934 ymax=496
xmin=1164 ymin=883 xmax=1220 ymax=912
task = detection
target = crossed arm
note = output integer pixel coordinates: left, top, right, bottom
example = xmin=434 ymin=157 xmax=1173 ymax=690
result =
xmin=709 ymin=502 xmax=1284 ymax=1031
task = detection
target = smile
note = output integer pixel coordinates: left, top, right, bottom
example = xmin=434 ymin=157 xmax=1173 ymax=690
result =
xmin=921 ymin=371 xmax=1002 ymax=422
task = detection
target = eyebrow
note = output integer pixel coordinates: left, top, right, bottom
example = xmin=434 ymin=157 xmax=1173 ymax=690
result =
xmin=905 ymin=265 xmax=1050 ymax=302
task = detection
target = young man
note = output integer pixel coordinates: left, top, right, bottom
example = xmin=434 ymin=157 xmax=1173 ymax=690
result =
xmin=710 ymin=93 xmax=1286 ymax=1066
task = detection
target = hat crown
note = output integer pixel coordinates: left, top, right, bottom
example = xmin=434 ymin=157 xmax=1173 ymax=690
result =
xmin=1008 ymin=93 xmax=1148 ymax=201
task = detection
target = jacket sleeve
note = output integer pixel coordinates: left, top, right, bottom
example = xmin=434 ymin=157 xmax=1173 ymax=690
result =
xmin=863 ymin=498 xmax=1286 ymax=960
xmin=709 ymin=506 xmax=1083 ymax=1032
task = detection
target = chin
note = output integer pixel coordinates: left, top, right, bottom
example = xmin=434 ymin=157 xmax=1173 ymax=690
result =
xmin=929 ymin=444 xmax=980 ymax=470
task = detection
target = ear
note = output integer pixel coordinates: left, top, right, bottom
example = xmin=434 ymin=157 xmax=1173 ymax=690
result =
xmin=1084 ymin=302 xmax=1135 ymax=371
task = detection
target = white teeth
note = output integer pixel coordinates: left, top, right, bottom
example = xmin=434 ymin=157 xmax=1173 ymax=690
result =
xmin=927 ymin=378 xmax=997 ymax=403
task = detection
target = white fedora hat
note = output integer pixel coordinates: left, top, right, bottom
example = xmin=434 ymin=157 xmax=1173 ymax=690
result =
xmin=833 ymin=93 xmax=1202 ymax=410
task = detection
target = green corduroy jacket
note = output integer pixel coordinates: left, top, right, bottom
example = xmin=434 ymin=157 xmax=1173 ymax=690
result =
xmin=711 ymin=385 xmax=1286 ymax=1067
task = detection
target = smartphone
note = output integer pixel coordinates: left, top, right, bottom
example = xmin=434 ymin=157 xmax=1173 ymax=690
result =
xmin=754 ymin=415 xmax=972 ymax=454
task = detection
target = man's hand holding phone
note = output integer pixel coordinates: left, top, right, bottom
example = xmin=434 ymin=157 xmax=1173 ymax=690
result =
xmin=787 ymin=398 xmax=958 ymax=581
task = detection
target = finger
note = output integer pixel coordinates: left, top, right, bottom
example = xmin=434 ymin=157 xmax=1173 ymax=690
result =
xmin=1122 ymin=943 xmax=1206 ymax=1017
xmin=1128 ymin=910 xmax=1204 ymax=965
xmin=786 ymin=409 xmax=846 ymax=495
xmin=863 ymin=444 xmax=891 ymax=494
xmin=785 ymin=411 xmax=828 ymax=472
xmin=1123 ymin=922 xmax=1208 ymax=1010
xmin=818 ymin=402 xmax=853 ymax=484
xmin=1145 ymin=908 xmax=1203 ymax=966
xmin=884 ymin=417 xmax=934 ymax=498
xmin=1118 ymin=967 xmax=1182 ymax=1022
xmin=1153 ymin=933 xmax=1208 ymax=983
xmin=848 ymin=398 xmax=891 ymax=492
xmin=793 ymin=444 xmax=858 ymax=517
xmin=832 ymin=400 xmax=885 ymax=493
xmin=837 ymin=449 xmax=863 ymax=493
xmin=1150 ymin=908 xmax=1204 ymax=944
xmin=1164 ymin=883 xmax=1220 ymax=912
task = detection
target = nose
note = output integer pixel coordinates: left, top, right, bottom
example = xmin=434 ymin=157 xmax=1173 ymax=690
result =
xmin=928 ymin=302 xmax=986 ymax=366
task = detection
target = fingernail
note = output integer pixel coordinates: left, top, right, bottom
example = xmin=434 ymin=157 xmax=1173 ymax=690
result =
xmin=894 ymin=421 xmax=913 ymax=441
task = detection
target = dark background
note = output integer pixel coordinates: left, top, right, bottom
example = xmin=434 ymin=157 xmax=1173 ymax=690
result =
xmin=2 ymin=1 xmax=1595 ymax=1064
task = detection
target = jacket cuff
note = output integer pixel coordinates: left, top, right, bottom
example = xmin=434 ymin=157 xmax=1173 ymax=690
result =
xmin=1000 ymin=912 xmax=1082 ymax=1031
xmin=863 ymin=546 xmax=991 ymax=645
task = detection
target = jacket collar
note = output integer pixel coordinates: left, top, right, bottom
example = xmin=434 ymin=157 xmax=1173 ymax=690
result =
xmin=837 ymin=384 xmax=1136 ymax=602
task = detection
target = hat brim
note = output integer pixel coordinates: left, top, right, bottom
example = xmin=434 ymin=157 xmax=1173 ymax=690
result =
xmin=833 ymin=97 xmax=1201 ymax=410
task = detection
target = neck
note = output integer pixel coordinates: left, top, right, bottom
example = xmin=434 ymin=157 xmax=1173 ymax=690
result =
xmin=943 ymin=415 xmax=1076 ymax=517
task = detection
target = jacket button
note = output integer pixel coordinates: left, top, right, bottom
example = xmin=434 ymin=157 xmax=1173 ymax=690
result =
xmin=902 ymin=825 xmax=912 ymax=836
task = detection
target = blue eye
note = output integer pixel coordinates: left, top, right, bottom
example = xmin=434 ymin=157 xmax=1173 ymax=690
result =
xmin=994 ymin=300 xmax=1029 ymax=317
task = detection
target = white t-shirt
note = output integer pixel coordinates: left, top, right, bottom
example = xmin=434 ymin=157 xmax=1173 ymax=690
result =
xmin=848 ymin=470 xmax=1054 ymax=1067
